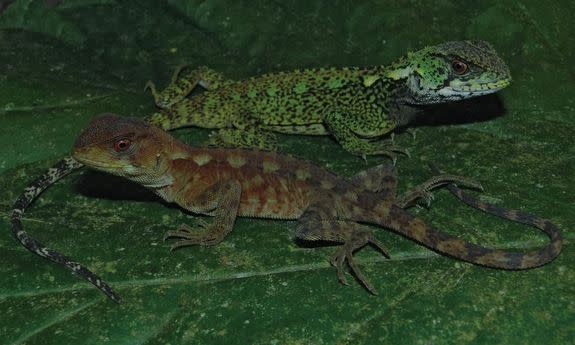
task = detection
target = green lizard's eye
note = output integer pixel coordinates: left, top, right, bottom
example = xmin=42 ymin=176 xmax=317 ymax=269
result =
xmin=451 ymin=59 xmax=468 ymax=75
xmin=114 ymin=138 xmax=131 ymax=152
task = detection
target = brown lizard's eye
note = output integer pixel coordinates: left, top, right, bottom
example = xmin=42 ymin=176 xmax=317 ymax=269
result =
xmin=451 ymin=59 xmax=468 ymax=74
xmin=114 ymin=139 xmax=131 ymax=152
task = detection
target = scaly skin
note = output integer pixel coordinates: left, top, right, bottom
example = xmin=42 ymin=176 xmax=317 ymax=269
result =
xmin=9 ymin=122 xmax=478 ymax=304
xmin=10 ymin=40 xmax=511 ymax=302
xmin=67 ymin=114 xmax=561 ymax=302
xmin=146 ymin=40 xmax=511 ymax=157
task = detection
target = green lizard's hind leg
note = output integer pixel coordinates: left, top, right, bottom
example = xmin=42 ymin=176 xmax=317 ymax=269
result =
xmin=208 ymin=127 xmax=279 ymax=151
xmin=297 ymin=205 xmax=389 ymax=294
xmin=164 ymin=179 xmax=242 ymax=249
xmin=145 ymin=65 xmax=232 ymax=109
xmin=325 ymin=111 xmax=407 ymax=160
xmin=169 ymin=63 xmax=190 ymax=83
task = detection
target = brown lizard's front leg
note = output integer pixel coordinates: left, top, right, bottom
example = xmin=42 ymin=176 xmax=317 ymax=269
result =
xmin=296 ymin=203 xmax=389 ymax=294
xmin=164 ymin=179 xmax=242 ymax=249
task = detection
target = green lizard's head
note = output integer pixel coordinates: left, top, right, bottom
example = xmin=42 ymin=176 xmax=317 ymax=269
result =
xmin=388 ymin=41 xmax=511 ymax=105
xmin=72 ymin=114 xmax=177 ymax=188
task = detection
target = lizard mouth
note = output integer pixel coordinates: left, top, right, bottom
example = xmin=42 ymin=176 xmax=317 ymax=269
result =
xmin=435 ymin=78 xmax=511 ymax=100
xmin=72 ymin=154 xmax=125 ymax=171
xmin=450 ymin=78 xmax=511 ymax=94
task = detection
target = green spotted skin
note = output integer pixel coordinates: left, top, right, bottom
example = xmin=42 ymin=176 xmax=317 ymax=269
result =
xmin=147 ymin=40 xmax=511 ymax=156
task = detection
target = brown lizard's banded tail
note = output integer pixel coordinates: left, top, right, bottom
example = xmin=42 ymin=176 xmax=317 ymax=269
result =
xmin=376 ymin=202 xmax=562 ymax=270
xmin=10 ymin=157 xmax=122 ymax=303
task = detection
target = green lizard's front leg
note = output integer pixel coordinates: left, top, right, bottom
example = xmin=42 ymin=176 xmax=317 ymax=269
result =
xmin=145 ymin=65 xmax=233 ymax=108
xmin=324 ymin=110 xmax=407 ymax=159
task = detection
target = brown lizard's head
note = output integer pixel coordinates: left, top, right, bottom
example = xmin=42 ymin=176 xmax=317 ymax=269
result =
xmin=72 ymin=113 xmax=177 ymax=188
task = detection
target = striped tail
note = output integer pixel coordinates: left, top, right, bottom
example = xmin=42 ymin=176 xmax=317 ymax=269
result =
xmin=10 ymin=157 xmax=122 ymax=303
xmin=377 ymin=200 xmax=562 ymax=269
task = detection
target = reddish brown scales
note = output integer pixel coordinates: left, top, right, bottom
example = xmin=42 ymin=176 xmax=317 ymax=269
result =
xmin=69 ymin=114 xmax=563 ymax=301
xmin=162 ymin=148 xmax=315 ymax=219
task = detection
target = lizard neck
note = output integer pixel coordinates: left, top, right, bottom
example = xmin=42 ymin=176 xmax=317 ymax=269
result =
xmin=362 ymin=62 xmax=422 ymax=126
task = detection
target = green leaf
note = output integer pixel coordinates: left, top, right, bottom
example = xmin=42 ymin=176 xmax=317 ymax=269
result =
xmin=1 ymin=1 xmax=573 ymax=344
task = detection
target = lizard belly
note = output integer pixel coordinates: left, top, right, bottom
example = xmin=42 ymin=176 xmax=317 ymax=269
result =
xmin=262 ymin=123 xmax=327 ymax=135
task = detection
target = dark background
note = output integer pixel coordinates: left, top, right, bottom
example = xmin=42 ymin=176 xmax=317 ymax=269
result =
xmin=0 ymin=1 xmax=573 ymax=344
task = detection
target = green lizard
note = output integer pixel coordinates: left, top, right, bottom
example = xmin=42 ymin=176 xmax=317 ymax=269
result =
xmin=145 ymin=40 xmax=511 ymax=157
xmin=66 ymin=114 xmax=561 ymax=302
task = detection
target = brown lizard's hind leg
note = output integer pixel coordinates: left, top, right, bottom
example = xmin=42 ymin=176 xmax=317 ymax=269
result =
xmin=328 ymin=225 xmax=390 ymax=294
xmin=145 ymin=65 xmax=232 ymax=108
xmin=397 ymin=173 xmax=483 ymax=209
xmin=164 ymin=180 xmax=242 ymax=249
xmin=350 ymin=163 xmax=397 ymax=197
xmin=297 ymin=205 xmax=389 ymax=294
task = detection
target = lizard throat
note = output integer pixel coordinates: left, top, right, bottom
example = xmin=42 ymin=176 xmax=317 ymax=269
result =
xmin=408 ymin=75 xmax=511 ymax=104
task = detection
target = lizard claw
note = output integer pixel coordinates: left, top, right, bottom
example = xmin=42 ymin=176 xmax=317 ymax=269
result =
xmin=406 ymin=128 xmax=417 ymax=140
xmin=164 ymin=220 xmax=224 ymax=248
xmin=329 ymin=232 xmax=389 ymax=295
xmin=144 ymin=80 xmax=155 ymax=93
xmin=329 ymin=251 xmax=350 ymax=286
xmin=333 ymin=246 xmax=377 ymax=295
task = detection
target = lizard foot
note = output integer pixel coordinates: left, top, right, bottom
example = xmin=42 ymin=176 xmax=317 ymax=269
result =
xmin=406 ymin=128 xmax=418 ymax=140
xmin=329 ymin=231 xmax=390 ymax=294
xmin=397 ymin=172 xmax=484 ymax=209
xmin=144 ymin=80 xmax=156 ymax=94
xmin=361 ymin=139 xmax=410 ymax=162
xmin=170 ymin=63 xmax=190 ymax=83
xmin=163 ymin=219 xmax=224 ymax=249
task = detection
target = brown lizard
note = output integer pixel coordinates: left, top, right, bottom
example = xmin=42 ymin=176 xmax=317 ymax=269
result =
xmin=65 ymin=114 xmax=562 ymax=302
